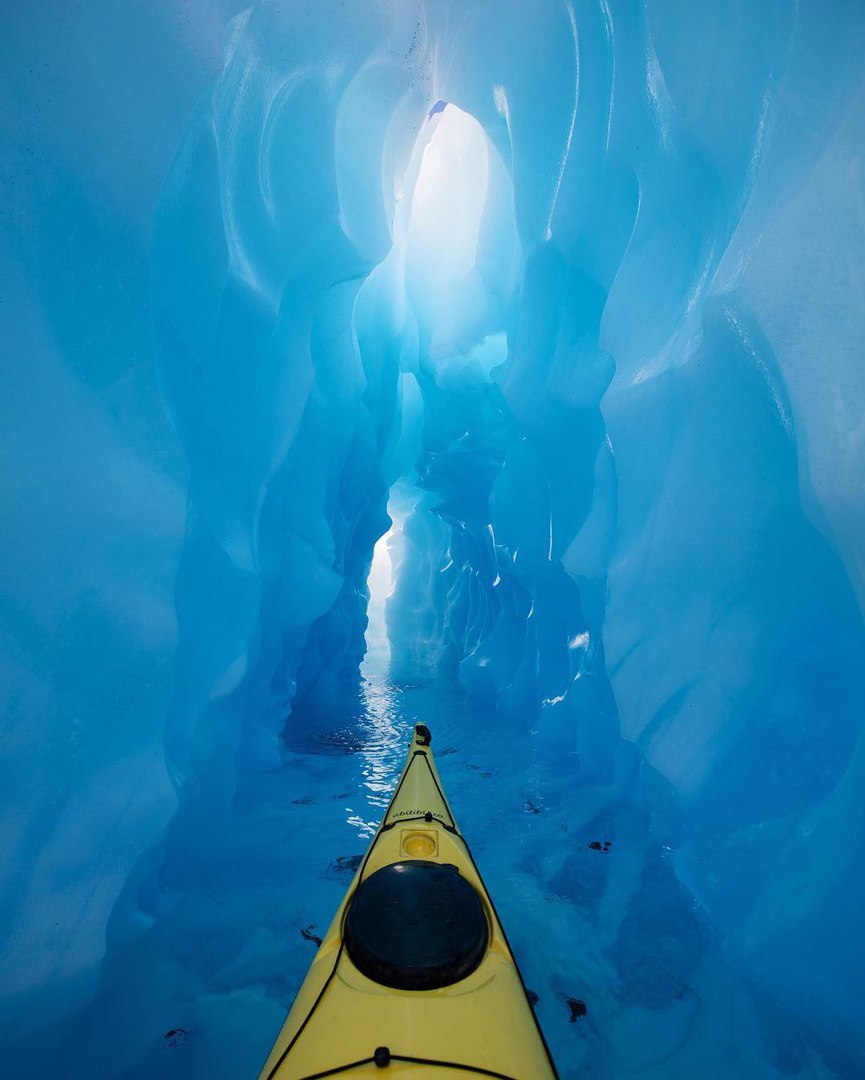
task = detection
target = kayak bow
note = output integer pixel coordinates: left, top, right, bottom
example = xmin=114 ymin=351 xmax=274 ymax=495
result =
xmin=259 ymin=724 xmax=558 ymax=1079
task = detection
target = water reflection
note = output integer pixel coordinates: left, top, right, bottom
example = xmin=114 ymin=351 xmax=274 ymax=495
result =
xmin=357 ymin=676 xmax=405 ymax=811
xmin=283 ymin=672 xmax=411 ymax=838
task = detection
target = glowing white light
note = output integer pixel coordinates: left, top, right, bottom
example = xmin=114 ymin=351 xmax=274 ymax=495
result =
xmin=364 ymin=528 xmax=395 ymax=670
xmin=406 ymin=104 xmax=489 ymax=276
xmin=391 ymin=103 xmax=493 ymax=361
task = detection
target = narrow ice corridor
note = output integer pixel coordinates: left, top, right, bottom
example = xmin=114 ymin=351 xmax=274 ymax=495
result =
xmin=2 ymin=2 xmax=865 ymax=1078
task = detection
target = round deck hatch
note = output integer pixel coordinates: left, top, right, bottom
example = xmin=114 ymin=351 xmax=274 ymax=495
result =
xmin=344 ymin=860 xmax=489 ymax=990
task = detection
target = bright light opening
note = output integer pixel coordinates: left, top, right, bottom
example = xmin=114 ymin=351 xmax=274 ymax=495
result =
xmin=390 ymin=102 xmax=496 ymax=361
xmin=364 ymin=526 xmax=395 ymax=672
xmin=362 ymin=482 xmax=416 ymax=677
xmin=405 ymin=103 xmax=489 ymax=279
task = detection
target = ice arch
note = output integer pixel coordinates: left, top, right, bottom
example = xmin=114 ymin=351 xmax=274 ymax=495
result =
xmin=2 ymin=1 xmax=865 ymax=1078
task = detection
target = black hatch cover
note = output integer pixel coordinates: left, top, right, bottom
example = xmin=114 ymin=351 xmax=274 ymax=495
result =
xmin=344 ymin=860 xmax=489 ymax=990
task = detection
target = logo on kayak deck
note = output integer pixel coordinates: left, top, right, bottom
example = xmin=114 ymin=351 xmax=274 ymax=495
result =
xmin=392 ymin=809 xmax=431 ymax=818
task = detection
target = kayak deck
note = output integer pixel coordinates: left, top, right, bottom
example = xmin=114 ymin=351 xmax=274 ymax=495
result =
xmin=259 ymin=725 xmax=558 ymax=1079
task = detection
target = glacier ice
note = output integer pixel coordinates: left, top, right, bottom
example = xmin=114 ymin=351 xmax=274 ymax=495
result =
xmin=2 ymin=0 xmax=865 ymax=1077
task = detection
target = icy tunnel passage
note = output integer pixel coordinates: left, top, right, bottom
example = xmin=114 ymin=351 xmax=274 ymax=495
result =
xmin=3 ymin=2 xmax=865 ymax=1078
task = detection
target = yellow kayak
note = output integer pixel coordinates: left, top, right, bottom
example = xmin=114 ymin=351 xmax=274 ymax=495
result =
xmin=259 ymin=723 xmax=559 ymax=1079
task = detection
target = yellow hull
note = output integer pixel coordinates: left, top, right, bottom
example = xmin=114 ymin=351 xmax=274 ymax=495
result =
xmin=259 ymin=725 xmax=558 ymax=1079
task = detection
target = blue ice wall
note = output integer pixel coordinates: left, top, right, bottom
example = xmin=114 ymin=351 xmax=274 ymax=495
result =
xmin=2 ymin=1 xmax=865 ymax=1077
xmin=0 ymin=0 xmax=240 ymax=1049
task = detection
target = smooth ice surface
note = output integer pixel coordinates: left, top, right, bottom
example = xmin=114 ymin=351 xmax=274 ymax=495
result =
xmin=2 ymin=1 xmax=865 ymax=1077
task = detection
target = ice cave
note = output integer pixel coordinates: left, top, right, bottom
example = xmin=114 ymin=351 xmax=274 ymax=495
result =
xmin=2 ymin=1 xmax=864 ymax=1076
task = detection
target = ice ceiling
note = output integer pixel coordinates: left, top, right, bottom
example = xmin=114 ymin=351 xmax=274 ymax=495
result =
xmin=2 ymin=0 xmax=865 ymax=1076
